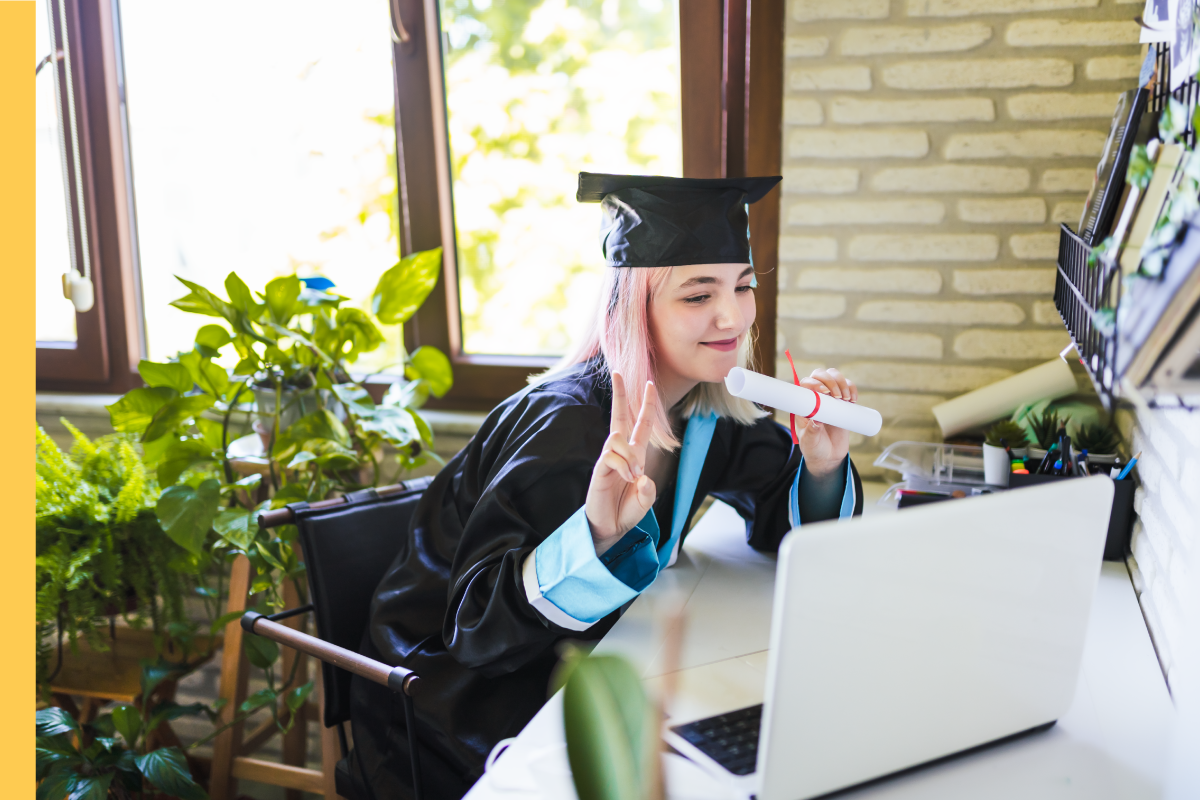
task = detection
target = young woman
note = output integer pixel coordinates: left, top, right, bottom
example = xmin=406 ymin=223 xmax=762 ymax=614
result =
xmin=348 ymin=174 xmax=864 ymax=799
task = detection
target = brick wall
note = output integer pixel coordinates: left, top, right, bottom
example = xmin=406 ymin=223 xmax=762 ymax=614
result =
xmin=1119 ymin=405 xmax=1200 ymax=701
xmin=775 ymin=0 xmax=1143 ymax=475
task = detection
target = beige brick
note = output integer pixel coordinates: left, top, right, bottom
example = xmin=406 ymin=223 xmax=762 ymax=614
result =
xmin=906 ymin=0 xmax=1098 ymax=15
xmin=797 ymin=267 xmax=944 ymax=294
xmin=1086 ymin=55 xmax=1142 ymax=81
xmin=789 ymin=65 xmax=873 ymax=92
xmin=1041 ymin=168 xmax=1095 ymax=192
xmin=857 ymin=300 xmax=1026 ymax=324
xmin=953 ymin=268 xmax=1056 ymax=294
xmin=780 ymin=236 xmax=838 ymax=261
xmin=840 ymin=23 xmax=993 ymax=55
xmin=873 ymin=165 xmax=1031 ymax=193
xmin=958 ymin=198 xmax=1046 ymax=223
xmin=793 ymin=0 xmax=889 ymax=21
xmin=778 ymin=294 xmax=848 ymax=319
xmin=1011 ymin=232 xmax=1060 ymax=259
xmin=954 ymin=329 xmax=1071 ymax=359
xmin=1032 ymin=299 xmax=1062 ymax=324
xmin=788 ymin=129 xmax=929 ymax=159
xmin=787 ymin=199 xmax=945 ymax=226
xmin=945 ymin=130 xmax=1106 ymax=159
xmin=782 ymin=167 xmax=860 ymax=194
xmin=849 ymin=234 xmax=1000 ymax=261
xmin=1051 ymin=201 xmax=1085 ymax=223
xmin=785 ymin=98 xmax=824 ymax=126
xmin=786 ymin=36 xmax=830 ymax=58
xmin=830 ymin=96 xmax=994 ymax=124
xmin=840 ymin=361 xmax=1014 ymax=392
xmin=801 ymin=327 xmax=944 ymax=359
xmin=882 ymin=58 xmax=1072 ymax=90
xmin=1007 ymin=92 xmax=1121 ymax=120
xmin=1006 ymin=19 xmax=1140 ymax=48
xmin=856 ymin=391 xmax=948 ymax=419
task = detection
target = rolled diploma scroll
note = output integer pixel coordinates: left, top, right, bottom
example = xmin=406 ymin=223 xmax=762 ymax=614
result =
xmin=724 ymin=367 xmax=883 ymax=437
xmin=931 ymin=358 xmax=1078 ymax=437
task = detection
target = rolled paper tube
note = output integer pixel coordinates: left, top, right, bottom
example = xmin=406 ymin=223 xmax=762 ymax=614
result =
xmin=724 ymin=368 xmax=883 ymax=437
xmin=931 ymin=358 xmax=1078 ymax=438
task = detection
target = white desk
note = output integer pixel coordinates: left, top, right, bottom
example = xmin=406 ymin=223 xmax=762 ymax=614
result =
xmin=467 ymin=496 xmax=1176 ymax=800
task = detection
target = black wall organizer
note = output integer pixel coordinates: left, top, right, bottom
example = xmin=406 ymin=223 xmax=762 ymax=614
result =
xmin=1054 ymin=43 xmax=1199 ymax=411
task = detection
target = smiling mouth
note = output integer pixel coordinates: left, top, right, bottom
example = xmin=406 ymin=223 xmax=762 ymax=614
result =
xmin=701 ymin=337 xmax=739 ymax=352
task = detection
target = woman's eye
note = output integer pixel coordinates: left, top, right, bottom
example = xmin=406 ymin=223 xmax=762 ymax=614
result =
xmin=736 ymin=284 xmax=753 ymax=293
xmin=684 ymin=294 xmax=710 ymax=304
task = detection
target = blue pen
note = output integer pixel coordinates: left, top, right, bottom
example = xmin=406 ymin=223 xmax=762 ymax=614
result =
xmin=1116 ymin=451 xmax=1142 ymax=480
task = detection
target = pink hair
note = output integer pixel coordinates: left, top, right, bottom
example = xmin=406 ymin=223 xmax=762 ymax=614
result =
xmin=541 ymin=266 xmax=763 ymax=451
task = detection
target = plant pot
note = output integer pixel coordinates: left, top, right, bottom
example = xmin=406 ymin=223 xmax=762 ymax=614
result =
xmin=982 ymin=443 xmax=1011 ymax=487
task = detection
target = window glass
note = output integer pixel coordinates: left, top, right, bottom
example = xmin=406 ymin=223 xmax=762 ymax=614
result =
xmin=35 ymin=0 xmax=77 ymax=343
xmin=439 ymin=0 xmax=681 ymax=356
xmin=120 ymin=0 xmax=401 ymax=372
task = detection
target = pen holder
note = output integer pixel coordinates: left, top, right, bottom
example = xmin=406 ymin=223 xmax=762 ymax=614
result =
xmin=1008 ymin=474 xmax=1135 ymax=562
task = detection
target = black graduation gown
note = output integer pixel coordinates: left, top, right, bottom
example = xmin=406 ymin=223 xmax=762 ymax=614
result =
xmin=347 ymin=362 xmax=864 ymax=800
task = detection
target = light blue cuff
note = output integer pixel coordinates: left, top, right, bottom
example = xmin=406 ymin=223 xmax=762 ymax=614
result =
xmin=522 ymin=507 xmax=659 ymax=631
xmin=789 ymin=456 xmax=856 ymax=528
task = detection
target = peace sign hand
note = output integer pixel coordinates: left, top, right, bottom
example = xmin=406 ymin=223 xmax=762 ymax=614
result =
xmin=586 ymin=373 xmax=657 ymax=556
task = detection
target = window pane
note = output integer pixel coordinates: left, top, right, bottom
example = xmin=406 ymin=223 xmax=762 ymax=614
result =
xmin=120 ymin=0 xmax=401 ymax=372
xmin=35 ymin=0 xmax=77 ymax=343
xmin=439 ymin=0 xmax=681 ymax=356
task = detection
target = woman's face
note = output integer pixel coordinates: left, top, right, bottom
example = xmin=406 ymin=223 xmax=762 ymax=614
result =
xmin=649 ymin=262 xmax=756 ymax=396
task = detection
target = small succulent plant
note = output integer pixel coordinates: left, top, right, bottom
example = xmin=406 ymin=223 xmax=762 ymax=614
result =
xmin=985 ymin=420 xmax=1029 ymax=449
xmin=1027 ymin=410 xmax=1066 ymax=450
xmin=1073 ymin=423 xmax=1121 ymax=455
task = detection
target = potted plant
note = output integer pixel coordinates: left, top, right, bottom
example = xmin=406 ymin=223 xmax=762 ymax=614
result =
xmin=1073 ymin=423 xmax=1122 ymax=467
xmin=35 ymin=423 xmax=218 ymax=694
xmin=102 ymin=247 xmax=450 ymax=611
xmin=983 ymin=421 xmax=1028 ymax=487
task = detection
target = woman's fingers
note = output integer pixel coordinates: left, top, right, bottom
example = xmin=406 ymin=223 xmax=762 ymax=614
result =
xmin=805 ymin=368 xmax=856 ymax=402
xmin=628 ymin=381 xmax=656 ymax=458
xmin=603 ymin=432 xmax=644 ymax=478
xmin=598 ymin=450 xmax=636 ymax=483
xmin=610 ymin=372 xmax=631 ymax=438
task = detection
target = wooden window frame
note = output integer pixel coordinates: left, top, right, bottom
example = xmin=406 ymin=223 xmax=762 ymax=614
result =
xmin=390 ymin=0 xmax=784 ymax=410
xmin=36 ymin=0 xmax=144 ymax=394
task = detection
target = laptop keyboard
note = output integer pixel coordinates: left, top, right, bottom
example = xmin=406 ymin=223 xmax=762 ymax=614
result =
xmin=669 ymin=704 xmax=763 ymax=776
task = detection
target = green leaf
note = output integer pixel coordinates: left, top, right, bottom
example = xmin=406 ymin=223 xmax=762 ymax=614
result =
xmin=209 ymin=610 xmax=245 ymax=636
xmin=372 ymin=247 xmax=443 ymax=325
xmin=285 ymin=681 xmax=315 ymax=714
xmin=134 ymin=747 xmax=209 ymax=800
xmin=196 ymin=417 xmax=225 ymax=450
xmin=225 ymin=272 xmax=264 ymax=320
xmin=110 ymin=705 xmax=141 ymax=747
xmin=334 ymin=307 xmax=386 ymax=360
xmin=213 ymin=507 xmax=258 ymax=551
xmin=141 ymin=660 xmax=187 ymax=698
xmin=138 ymin=361 xmax=193 ymax=393
xmin=195 ymin=324 xmax=233 ymax=352
xmin=158 ymin=438 xmax=214 ymax=487
xmin=356 ymin=405 xmax=420 ymax=448
xmin=65 ymin=771 xmax=114 ymax=800
xmin=331 ymin=382 xmax=375 ymax=410
xmin=36 ymin=763 xmax=75 ymax=800
xmin=36 ymin=740 xmax=78 ymax=780
xmin=156 ymin=479 xmax=221 ymax=555
xmin=265 ymin=275 xmax=302 ymax=325
xmin=561 ymin=654 xmax=654 ymax=800
xmin=263 ymin=321 xmax=335 ymax=367
xmin=36 ymin=707 xmax=80 ymax=738
xmin=1126 ymin=144 xmax=1154 ymax=191
xmin=243 ymin=636 xmax=279 ymax=670
xmin=254 ymin=540 xmax=288 ymax=572
xmin=107 ymin=387 xmax=177 ymax=434
xmin=406 ymin=346 xmax=453 ymax=397
xmin=287 ymin=450 xmax=318 ymax=469
xmin=276 ymin=409 xmax=352 ymax=457
xmin=1160 ymin=97 xmax=1189 ymax=144
xmin=143 ymin=394 xmax=216 ymax=442
xmin=179 ymin=350 xmax=231 ymax=399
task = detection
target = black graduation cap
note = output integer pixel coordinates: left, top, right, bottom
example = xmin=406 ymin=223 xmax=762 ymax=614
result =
xmin=577 ymin=172 xmax=782 ymax=268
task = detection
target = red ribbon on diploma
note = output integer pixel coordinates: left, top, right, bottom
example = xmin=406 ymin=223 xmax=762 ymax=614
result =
xmin=784 ymin=349 xmax=822 ymax=446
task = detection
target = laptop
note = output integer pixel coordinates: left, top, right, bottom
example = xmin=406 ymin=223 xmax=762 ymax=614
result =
xmin=663 ymin=476 xmax=1114 ymax=800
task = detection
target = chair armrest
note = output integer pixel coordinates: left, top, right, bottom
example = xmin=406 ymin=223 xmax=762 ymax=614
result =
xmin=241 ymin=611 xmax=419 ymax=696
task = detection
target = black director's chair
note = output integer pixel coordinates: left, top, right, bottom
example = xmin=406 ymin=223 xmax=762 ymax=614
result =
xmin=241 ymin=477 xmax=432 ymax=800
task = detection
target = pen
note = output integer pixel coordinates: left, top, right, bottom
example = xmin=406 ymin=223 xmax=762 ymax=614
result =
xmin=1116 ymin=451 xmax=1142 ymax=480
xmin=1036 ymin=444 xmax=1057 ymax=475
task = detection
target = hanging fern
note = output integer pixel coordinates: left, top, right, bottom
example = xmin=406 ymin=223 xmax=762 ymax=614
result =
xmin=36 ymin=422 xmax=205 ymax=694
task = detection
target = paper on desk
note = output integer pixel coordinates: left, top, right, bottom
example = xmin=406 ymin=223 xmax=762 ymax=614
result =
xmin=725 ymin=367 xmax=883 ymax=437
